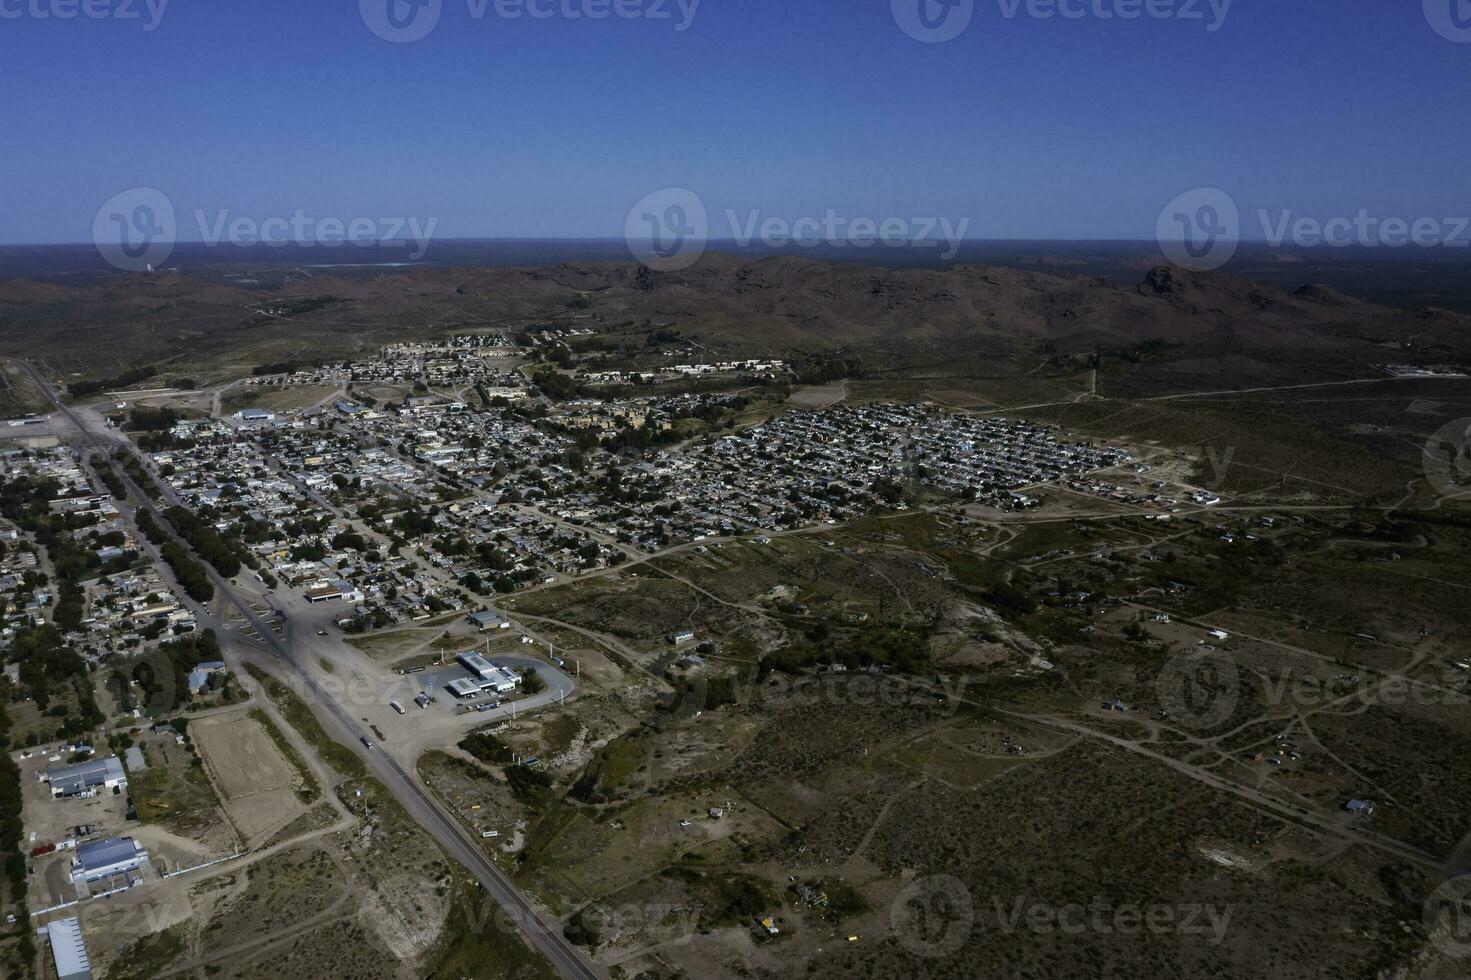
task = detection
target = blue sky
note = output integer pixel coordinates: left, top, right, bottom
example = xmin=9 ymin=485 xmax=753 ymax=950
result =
xmin=2 ymin=0 xmax=1468 ymax=243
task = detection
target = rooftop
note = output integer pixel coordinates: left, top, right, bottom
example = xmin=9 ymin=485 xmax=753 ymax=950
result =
xmin=47 ymin=917 xmax=91 ymax=980
xmin=48 ymin=755 xmax=124 ymax=794
xmin=77 ymin=836 xmax=142 ymax=871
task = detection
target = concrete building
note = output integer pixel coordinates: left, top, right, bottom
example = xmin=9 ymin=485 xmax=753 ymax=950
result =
xmin=47 ymin=756 xmax=126 ymax=799
xmin=468 ymin=609 xmax=511 ymax=631
xmin=45 ymin=917 xmax=93 ymax=980
xmin=455 ymin=653 xmax=521 ymax=694
xmin=446 ymin=677 xmax=487 ymax=700
xmin=70 ymin=837 xmax=148 ymax=883
xmin=304 ymin=579 xmax=363 ymax=604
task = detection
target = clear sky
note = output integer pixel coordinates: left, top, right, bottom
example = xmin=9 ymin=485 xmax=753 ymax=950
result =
xmin=2 ymin=0 xmax=1468 ymax=243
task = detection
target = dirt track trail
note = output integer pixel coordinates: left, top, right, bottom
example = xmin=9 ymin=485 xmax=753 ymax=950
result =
xmin=989 ymin=703 xmax=1450 ymax=873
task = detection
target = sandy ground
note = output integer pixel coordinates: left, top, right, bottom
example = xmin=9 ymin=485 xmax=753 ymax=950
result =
xmin=191 ymin=712 xmax=306 ymax=846
xmin=787 ymin=384 xmax=847 ymax=408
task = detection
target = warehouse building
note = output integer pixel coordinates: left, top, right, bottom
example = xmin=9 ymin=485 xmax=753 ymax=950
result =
xmin=445 ymin=677 xmax=488 ymax=699
xmin=236 ymin=408 xmax=276 ymax=426
xmin=443 ymin=653 xmax=524 ymax=699
xmin=455 ymin=653 xmax=522 ymax=693
xmin=70 ymin=837 xmax=149 ymax=883
xmin=45 ymin=917 xmax=92 ymax=980
xmin=467 ymin=609 xmax=511 ymax=631
xmin=46 ymin=756 xmax=127 ymax=799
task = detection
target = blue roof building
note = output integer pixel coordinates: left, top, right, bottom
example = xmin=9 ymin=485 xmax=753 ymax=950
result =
xmin=71 ymin=837 xmax=148 ymax=883
xmin=47 ymin=756 xmax=126 ymax=799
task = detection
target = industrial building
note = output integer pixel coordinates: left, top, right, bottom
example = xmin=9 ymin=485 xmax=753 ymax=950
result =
xmin=467 ymin=609 xmax=511 ymax=631
xmin=46 ymin=755 xmax=127 ymax=799
xmin=45 ymin=917 xmax=92 ymax=980
xmin=303 ymin=579 xmax=363 ymax=604
xmin=70 ymin=837 xmax=149 ymax=883
xmin=236 ymin=408 xmax=276 ymax=426
xmin=447 ymin=653 xmax=523 ymax=698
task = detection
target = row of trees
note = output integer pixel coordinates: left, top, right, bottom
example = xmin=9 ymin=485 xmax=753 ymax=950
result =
xmin=0 ymin=732 xmax=32 ymax=965
xmin=136 ymin=509 xmax=213 ymax=602
xmin=68 ymin=364 xmax=156 ymax=398
xmin=164 ymin=506 xmax=241 ymax=578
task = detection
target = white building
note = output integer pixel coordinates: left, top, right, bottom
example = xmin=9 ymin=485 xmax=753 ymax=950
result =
xmin=46 ymin=756 xmax=127 ymax=799
xmin=236 ymin=408 xmax=276 ymax=426
xmin=450 ymin=653 xmax=523 ymax=697
xmin=45 ymin=917 xmax=92 ymax=980
xmin=70 ymin=837 xmax=148 ymax=883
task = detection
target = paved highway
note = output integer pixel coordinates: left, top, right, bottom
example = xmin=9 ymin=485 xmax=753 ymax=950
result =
xmin=14 ymin=360 xmax=604 ymax=980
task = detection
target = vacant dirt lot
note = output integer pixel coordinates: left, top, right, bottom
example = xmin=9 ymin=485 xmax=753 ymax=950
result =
xmin=193 ymin=714 xmax=295 ymax=799
xmin=788 ymin=384 xmax=846 ymax=408
xmin=192 ymin=713 xmax=306 ymax=844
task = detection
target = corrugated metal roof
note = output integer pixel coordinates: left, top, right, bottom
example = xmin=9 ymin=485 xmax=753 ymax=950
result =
xmin=458 ymin=652 xmax=494 ymax=675
xmin=77 ymin=837 xmax=138 ymax=871
xmin=48 ymin=756 xmax=124 ymax=794
xmin=47 ymin=917 xmax=92 ymax=980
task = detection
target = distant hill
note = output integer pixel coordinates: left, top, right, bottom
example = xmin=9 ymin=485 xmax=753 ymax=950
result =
xmin=1 ymin=253 xmax=1467 ymax=387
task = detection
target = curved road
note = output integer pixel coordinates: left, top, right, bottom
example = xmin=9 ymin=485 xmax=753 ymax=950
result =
xmin=15 ymin=360 xmax=603 ymax=980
